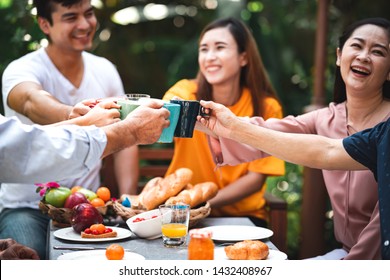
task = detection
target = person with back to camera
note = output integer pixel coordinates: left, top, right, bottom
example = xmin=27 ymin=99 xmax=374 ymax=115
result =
xmin=0 ymin=0 xmax=139 ymax=259
xmin=163 ymin=17 xmax=285 ymax=228
xmin=196 ymin=17 xmax=390 ymax=259
xmin=0 ymin=98 xmax=170 ymax=259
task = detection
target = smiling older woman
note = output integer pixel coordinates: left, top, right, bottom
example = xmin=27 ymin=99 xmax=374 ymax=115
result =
xmin=196 ymin=17 xmax=390 ymax=260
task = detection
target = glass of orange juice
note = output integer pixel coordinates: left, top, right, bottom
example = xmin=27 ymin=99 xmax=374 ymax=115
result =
xmin=159 ymin=204 xmax=190 ymax=247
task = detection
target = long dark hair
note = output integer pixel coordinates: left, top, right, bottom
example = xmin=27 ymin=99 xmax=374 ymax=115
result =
xmin=333 ymin=17 xmax=390 ymax=103
xmin=195 ymin=17 xmax=279 ymax=117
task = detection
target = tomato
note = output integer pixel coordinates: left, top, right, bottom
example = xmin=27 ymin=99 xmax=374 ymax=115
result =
xmin=89 ymin=224 xmax=106 ymax=234
xmin=44 ymin=186 xmax=71 ymax=208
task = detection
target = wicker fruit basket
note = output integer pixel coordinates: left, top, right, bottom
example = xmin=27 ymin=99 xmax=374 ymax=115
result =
xmin=39 ymin=201 xmax=110 ymax=228
xmin=112 ymin=201 xmax=211 ymax=228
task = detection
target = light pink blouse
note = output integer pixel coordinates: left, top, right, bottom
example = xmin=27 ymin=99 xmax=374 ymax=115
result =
xmin=214 ymin=102 xmax=389 ymax=259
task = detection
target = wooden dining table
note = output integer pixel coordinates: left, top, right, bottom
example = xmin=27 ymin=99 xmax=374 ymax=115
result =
xmin=47 ymin=217 xmax=279 ymax=260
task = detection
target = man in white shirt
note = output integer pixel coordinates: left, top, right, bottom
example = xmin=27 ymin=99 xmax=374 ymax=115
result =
xmin=2 ymin=0 xmax=138 ymax=195
xmin=1 ymin=0 xmax=141 ymax=258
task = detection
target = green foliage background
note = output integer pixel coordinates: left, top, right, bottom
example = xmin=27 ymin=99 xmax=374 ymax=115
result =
xmin=1 ymin=0 xmax=389 ymax=259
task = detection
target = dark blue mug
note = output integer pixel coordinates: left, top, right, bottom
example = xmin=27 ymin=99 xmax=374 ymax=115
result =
xmin=170 ymin=100 xmax=209 ymax=138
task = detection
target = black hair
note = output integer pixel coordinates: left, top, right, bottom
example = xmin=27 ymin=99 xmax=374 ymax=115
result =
xmin=33 ymin=0 xmax=83 ymax=24
xmin=333 ymin=17 xmax=390 ymax=103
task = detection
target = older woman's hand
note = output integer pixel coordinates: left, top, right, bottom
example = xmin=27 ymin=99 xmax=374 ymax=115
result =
xmin=197 ymin=100 xmax=238 ymax=139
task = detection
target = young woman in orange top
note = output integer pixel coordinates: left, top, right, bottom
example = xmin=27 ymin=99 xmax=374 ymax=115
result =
xmin=163 ymin=17 xmax=284 ymax=227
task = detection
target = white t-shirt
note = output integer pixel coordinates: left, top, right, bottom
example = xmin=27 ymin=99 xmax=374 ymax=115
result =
xmin=1 ymin=47 xmax=125 ymax=210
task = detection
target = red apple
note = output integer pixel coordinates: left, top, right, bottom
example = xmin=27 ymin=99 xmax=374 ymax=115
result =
xmin=64 ymin=192 xmax=89 ymax=209
xmin=71 ymin=203 xmax=103 ymax=233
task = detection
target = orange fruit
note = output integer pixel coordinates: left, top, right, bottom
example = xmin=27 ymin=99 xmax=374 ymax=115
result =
xmin=96 ymin=186 xmax=111 ymax=202
xmin=90 ymin=197 xmax=105 ymax=207
xmin=106 ymin=244 xmax=125 ymax=260
xmin=71 ymin=186 xmax=83 ymax=193
xmin=89 ymin=223 xmax=106 ymax=234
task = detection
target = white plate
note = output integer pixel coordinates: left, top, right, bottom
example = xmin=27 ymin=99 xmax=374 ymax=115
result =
xmin=57 ymin=250 xmax=145 ymax=260
xmin=214 ymin=247 xmax=287 ymax=260
xmin=54 ymin=227 xmax=132 ymax=242
xmin=203 ymin=226 xmax=273 ymax=242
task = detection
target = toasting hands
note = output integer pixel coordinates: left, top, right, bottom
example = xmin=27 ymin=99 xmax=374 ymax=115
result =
xmin=196 ymin=100 xmax=239 ymax=139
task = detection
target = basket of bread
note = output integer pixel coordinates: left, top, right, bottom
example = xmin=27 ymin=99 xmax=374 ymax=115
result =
xmin=113 ymin=168 xmax=218 ymax=228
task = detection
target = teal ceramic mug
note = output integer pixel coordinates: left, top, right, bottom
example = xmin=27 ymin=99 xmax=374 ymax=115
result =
xmin=157 ymin=102 xmax=181 ymax=143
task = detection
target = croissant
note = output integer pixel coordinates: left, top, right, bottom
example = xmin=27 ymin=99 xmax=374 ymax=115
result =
xmin=224 ymin=240 xmax=269 ymax=260
xmin=165 ymin=182 xmax=218 ymax=208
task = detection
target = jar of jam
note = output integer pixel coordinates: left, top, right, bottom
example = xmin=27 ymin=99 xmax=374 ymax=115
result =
xmin=188 ymin=228 xmax=214 ymax=260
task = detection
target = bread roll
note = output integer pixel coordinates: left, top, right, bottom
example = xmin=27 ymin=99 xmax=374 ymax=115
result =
xmin=165 ymin=182 xmax=218 ymax=208
xmin=138 ymin=168 xmax=193 ymax=210
xmin=224 ymin=240 xmax=269 ymax=260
